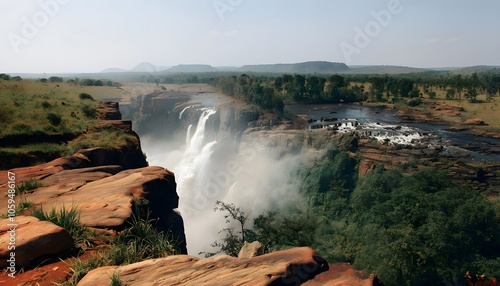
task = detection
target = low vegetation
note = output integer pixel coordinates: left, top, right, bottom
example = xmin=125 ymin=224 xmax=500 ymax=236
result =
xmin=14 ymin=178 xmax=43 ymax=195
xmin=66 ymin=256 xmax=108 ymax=286
xmin=213 ymin=148 xmax=500 ymax=285
xmin=0 ymin=76 xmax=148 ymax=169
xmin=62 ymin=207 xmax=178 ymax=285
xmin=67 ymin=126 xmax=139 ymax=155
xmin=109 ymin=271 xmax=123 ymax=286
xmin=0 ymin=80 xmax=102 ymax=137
xmin=32 ymin=205 xmax=91 ymax=247
xmin=0 ymin=198 xmax=33 ymax=218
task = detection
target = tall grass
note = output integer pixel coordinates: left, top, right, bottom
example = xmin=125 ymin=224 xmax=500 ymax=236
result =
xmin=66 ymin=256 xmax=108 ymax=286
xmin=109 ymin=271 xmax=122 ymax=286
xmin=63 ymin=208 xmax=178 ymax=285
xmin=32 ymin=205 xmax=91 ymax=246
xmin=107 ymin=208 xmax=178 ymax=265
xmin=0 ymin=199 xmax=33 ymax=218
xmin=15 ymin=178 xmax=43 ymax=195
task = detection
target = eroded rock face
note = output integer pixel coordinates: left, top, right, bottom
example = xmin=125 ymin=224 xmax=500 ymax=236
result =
xmin=41 ymin=167 xmax=174 ymax=223
xmin=77 ymin=247 xmax=329 ymax=286
xmin=0 ymin=165 xmax=187 ymax=254
xmin=0 ymin=216 xmax=74 ymax=268
xmin=302 ymin=263 xmax=385 ymax=286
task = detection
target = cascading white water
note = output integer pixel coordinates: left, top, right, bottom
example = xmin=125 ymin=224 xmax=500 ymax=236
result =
xmin=185 ymin=124 xmax=193 ymax=146
xmin=179 ymin=105 xmax=193 ymax=120
xmin=143 ymin=106 xmax=303 ymax=256
xmin=174 ymin=108 xmax=223 ymax=255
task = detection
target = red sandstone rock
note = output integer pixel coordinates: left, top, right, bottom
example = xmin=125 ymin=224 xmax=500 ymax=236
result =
xmin=463 ymin=118 xmax=485 ymax=125
xmin=78 ymin=247 xmax=329 ymax=286
xmin=0 ymin=216 xmax=74 ymax=268
xmin=303 ymin=263 xmax=385 ymax=286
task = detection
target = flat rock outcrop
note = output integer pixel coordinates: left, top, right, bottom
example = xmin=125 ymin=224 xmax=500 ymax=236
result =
xmin=2 ymin=166 xmax=178 ymax=225
xmin=0 ymin=165 xmax=187 ymax=254
xmin=78 ymin=247 xmax=329 ymax=286
xmin=463 ymin=118 xmax=485 ymax=125
xmin=0 ymin=216 xmax=74 ymax=268
xmin=303 ymin=263 xmax=385 ymax=286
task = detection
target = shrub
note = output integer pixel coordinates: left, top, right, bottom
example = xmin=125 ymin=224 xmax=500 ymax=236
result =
xmin=47 ymin=112 xmax=62 ymax=126
xmin=41 ymin=101 xmax=52 ymax=109
xmin=408 ymin=97 xmax=422 ymax=107
xmin=81 ymin=104 xmax=97 ymax=118
xmin=11 ymin=123 xmax=33 ymax=134
xmin=0 ymin=104 xmax=14 ymax=123
xmin=79 ymin=93 xmax=94 ymax=101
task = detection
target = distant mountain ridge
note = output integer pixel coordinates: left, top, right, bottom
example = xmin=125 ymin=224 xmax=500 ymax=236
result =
xmin=239 ymin=61 xmax=349 ymax=74
xmin=91 ymin=62 xmax=500 ymax=76
xmin=99 ymin=61 xmax=351 ymax=74
xmin=167 ymin=64 xmax=217 ymax=73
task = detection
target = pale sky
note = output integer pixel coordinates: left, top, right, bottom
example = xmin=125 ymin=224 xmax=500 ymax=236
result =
xmin=1 ymin=0 xmax=499 ymax=73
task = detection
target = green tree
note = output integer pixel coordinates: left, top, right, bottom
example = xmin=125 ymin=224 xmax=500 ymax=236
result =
xmin=446 ymin=88 xmax=456 ymax=100
xmin=208 ymin=201 xmax=250 ymax=257
xmin=49 ymin=76 xmax=63 ymax=83
xmin=398 ymin=79 xmax=414 ymax=97
xmin=465 ymin=88 xmax=478 ymax=102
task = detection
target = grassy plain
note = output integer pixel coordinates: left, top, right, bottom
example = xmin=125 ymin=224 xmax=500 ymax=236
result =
xmin=0 ymin=79 xmax=153 ymax=167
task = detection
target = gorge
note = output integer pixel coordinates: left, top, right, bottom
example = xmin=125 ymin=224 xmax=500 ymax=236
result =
xmin=1 ymin=79 xmax=499 ymax=285
xmin=125 ymin=83 xmax=500 ymax=261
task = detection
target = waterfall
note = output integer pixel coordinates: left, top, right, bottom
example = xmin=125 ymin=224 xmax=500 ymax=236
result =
xmin=142 ymin=106 xmax=303 ymax=257
xmin=185 ymin=124 xmax=193 ymax=146
xmin=179 ymin=105 xmax=193 ymax=120
xmin=173 ymin=108 xmax=221 ymax=255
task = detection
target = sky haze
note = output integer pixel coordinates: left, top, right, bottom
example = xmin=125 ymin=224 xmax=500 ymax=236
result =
xmin=1 ymin=0 xmax=499 ymax=73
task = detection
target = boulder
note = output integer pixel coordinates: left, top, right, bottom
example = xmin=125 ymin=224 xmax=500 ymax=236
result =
xmin=302 ymin=263 xmax=385 ymax=286
xmin=0 ymin=216 xmax=74 ymax=268
xmin=238 ymin=241 xmax=262 ymax=259
xmin=463 ymin=118 xmax=485 ymax=125
xmin=78 ymin=247 xmax=328 ymax=286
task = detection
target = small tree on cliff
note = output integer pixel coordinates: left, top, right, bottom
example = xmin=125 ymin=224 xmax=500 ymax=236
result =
xmin=204 ymin=201 xmax=253 ymax=257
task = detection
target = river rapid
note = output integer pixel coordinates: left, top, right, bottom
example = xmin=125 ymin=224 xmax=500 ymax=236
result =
xmin=285 ymin=104 xmax=500 ymax=162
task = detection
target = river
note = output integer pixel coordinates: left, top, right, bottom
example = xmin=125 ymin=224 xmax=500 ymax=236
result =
xmin=285 ymin=103 xmax=500 ymax=162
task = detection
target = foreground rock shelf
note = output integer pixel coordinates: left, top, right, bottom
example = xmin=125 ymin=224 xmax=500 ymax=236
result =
xmin=78 ymin=247 xmax=382 ymax=286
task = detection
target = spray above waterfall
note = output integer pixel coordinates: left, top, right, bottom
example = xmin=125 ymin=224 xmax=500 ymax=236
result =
xmin=142 ymin=104 xmax=304 ymax=256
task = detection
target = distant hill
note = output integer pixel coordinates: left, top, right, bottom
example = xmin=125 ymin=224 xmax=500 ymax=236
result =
xmin=449 ymin=65 xmax=500 ymax=75
xmin=214 ymin=66 xmax=240 ymax=72
xmin=239 ymin=61 xmax=349 ymax=74
xmin=130 ymin=62 xmax=170 ymax=72
xmin=346 ymin=65 xmax=430 ymax=74
xmin=166 ymin=64 xmax=217 ymax=73
xmin=100 ymin=68 xmax=128 ymax=73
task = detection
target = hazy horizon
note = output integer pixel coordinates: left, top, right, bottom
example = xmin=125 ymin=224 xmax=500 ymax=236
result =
xmin=2 ymin=0 xmax=500 ymax=73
